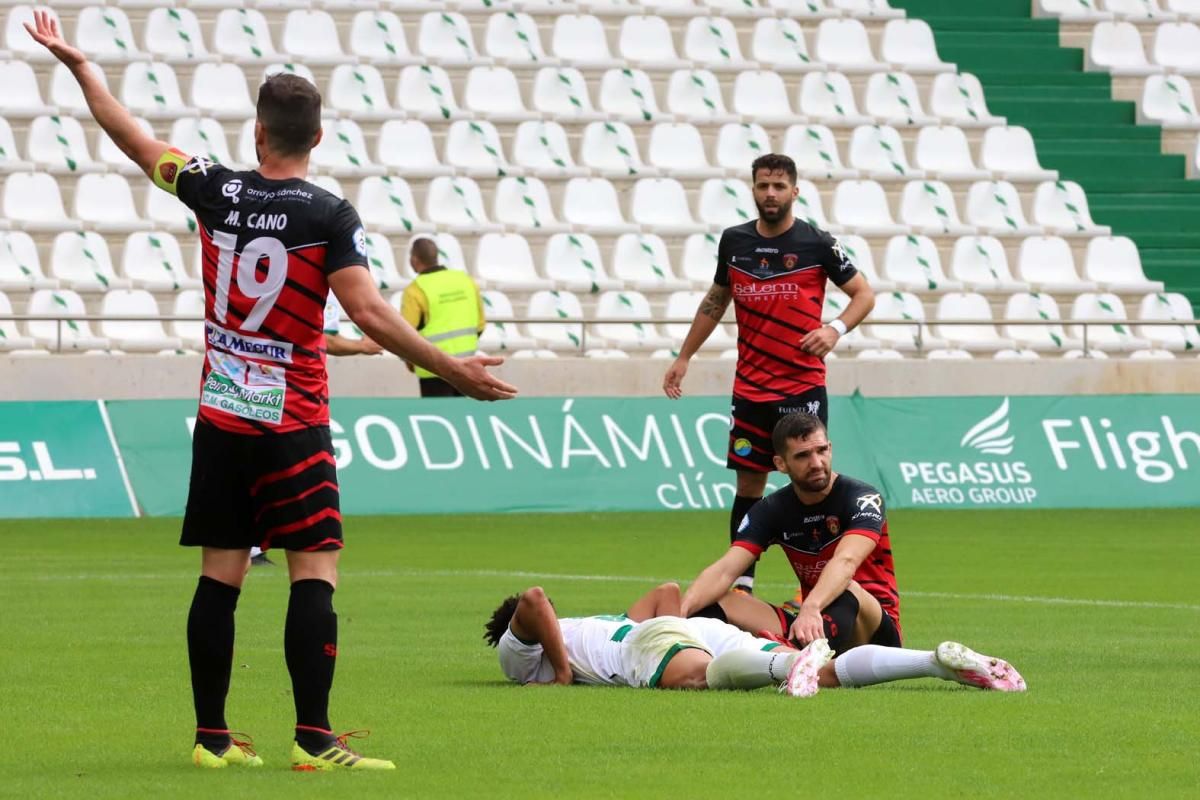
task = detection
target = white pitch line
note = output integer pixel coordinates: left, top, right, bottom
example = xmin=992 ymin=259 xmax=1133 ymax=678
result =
xmin=6 ymin=566 xmax=1199 ymax=612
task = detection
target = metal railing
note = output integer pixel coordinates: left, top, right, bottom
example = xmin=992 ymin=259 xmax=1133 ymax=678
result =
xmin=2 ymin=314 xmax=1198 ymax=355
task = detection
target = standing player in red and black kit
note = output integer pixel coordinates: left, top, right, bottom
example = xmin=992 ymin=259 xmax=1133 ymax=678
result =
xmin=680 ymin=412 xmax=900 ymax=655
xmin=663 ymin=154 xmax=874 ymax=598
xmin=28 ymin=12 xmax=517 ymax=771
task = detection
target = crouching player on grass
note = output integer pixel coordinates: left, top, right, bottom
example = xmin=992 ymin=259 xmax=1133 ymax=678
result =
xmin=484 ymin=583 xmax=1025 ymax=695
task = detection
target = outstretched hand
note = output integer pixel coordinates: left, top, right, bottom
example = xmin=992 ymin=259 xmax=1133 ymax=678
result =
xmin=24 ymin=10 xmax=86 ymax=69
xmin=445 ymin=355 xmax=518 ymax=401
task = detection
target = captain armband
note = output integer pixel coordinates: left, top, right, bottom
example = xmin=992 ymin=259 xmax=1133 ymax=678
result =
xmin=151 ymin=148 xmax=191 ymax=196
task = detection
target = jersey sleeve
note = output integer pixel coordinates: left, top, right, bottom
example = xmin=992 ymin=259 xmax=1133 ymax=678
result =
xmin=843 ymin=488 xmax=886 ymax=542
xmin=154 ymin=150 xmax=229 ymax=214
xmin=818 ymin=229 xmax=859 ymax=287
xmin=731 ymin=502 xmax=774 ymax=558
xmin=325 ymin=199 xmax=369 ymax=275
xmin=713 ymin=230 xmax=731 ymax=287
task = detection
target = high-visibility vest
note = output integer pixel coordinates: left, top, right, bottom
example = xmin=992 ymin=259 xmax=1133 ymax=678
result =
xmin=413 ymin=269 xmax=480 ymax=379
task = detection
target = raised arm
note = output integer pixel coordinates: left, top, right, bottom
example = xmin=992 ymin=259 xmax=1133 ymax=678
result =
xmin=509 ymin=587 xmax=572 ymax=685
xmin=26 ymin=11 xmax=168 ymax=178
xmin=663 ymin=283 xmax=732 ymax=399
xmin=679 ymin=547 xmax=757 ymax=617
xmin=328 ymin=266 xmax=516 ymax=400
xmin=789 ymin=534 xmax=876 ymax=646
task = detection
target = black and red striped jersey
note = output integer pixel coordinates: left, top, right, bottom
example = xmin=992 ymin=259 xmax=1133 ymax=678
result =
xmin=162 ymin=152 xmax=367 ymax=434
xmin=732 ymin=474 xmax=901 ymax=639
xmin=714 ymin=220 xmax=858 ymax=402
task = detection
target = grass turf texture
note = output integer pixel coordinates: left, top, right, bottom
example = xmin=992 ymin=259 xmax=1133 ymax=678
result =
xmin=1 ymin=510 xmax=1197 ymax=799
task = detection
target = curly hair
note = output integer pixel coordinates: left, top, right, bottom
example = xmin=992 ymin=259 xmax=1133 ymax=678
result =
xmin=483 ymin=594 xmax=521 ymax=647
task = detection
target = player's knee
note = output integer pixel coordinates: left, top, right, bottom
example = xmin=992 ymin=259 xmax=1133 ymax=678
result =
xmin=821 ymin=590 xmax=860 ymax=654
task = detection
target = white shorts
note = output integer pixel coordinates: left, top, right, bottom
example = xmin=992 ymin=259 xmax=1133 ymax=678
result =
xmin=620 ymin=616 xmax=711 ymax=688
xmin=685 ymin=616 xmax=781 ymax=657
xmin=496 ymin=628 xmax=556 ymax=685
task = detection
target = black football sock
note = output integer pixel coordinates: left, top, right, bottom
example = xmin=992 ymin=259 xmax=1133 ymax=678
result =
xmin=187 ymin=575 xmax=240 ymax=749
xmin=286 ymin=579 xmax=337 ymax=750
xmin=730 ymin=494 xmax=761 ymax=588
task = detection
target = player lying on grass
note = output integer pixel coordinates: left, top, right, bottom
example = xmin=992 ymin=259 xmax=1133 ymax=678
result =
xmin=484 ymin=583 xmax=1026 ymax=695
xmin=681 ymin=412 xmax=905 ymax=654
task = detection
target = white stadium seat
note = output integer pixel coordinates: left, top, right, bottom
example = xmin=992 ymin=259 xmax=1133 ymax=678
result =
xmin=798 ymin=71 xmax=873 ymax=126
xmin=582 ymin=120 xmax=651 ymax=176
xmin=715 ymin=123 xmax=773 ymax=173
xmin=417 ymin=11 xmax=481 ymax=64
xmin=882 ymin=234 xmax=963 ymax=292
xmin=376 ymin=120 xmax=451 ymax=177
xmin=213 ymin=9 xmax=278 ymax=62
xmin=122 ymin=232 xmax=198 ymax=292
xmin=950 ymin=236 xmax=1030 ymax=293
xmin=867 ymin=290 xmax=946 ymax=351
xmin=533 ymin=67 xmax=606 ymax=121
xmin=864 ymin=71 xmax=938 ymax=126
xmin=648 ymin=122 xmax=724 ymax=178
xmin=0 ymin=231 xmax=56 ymax=290
xmin=0 ymin=291 xmax=37 ymax=351
xmin=815 ymin=19 xmax=886 ymax=73
xmin=1139 ymin=75 xmax=1200 ymax=127
xmin=1153 ymin=22 xmax=1200 ymax=74
xmin=684 ymin=16 xmax=755 ymax=70
xmin=0 ymin=60 xmax=56 ymax=119
xmin=832 ymin=0 xmax=905 ymax=18
xmin=100 ymin=289 xmax=182 ymax=352
xmin=1003 ymin=292 xmax=1083 ymax=351
xmin=328 ymin=65 xmax=394 ymax=120
xmin=1167 ymin=0 xmax=1200 ymax=18
xmin=348 ymin=11 xmax=416 ymax=65
xmin=681 ymin=232 xmax=722 ymax=287
xmin=552 ymin=14 xmax=621 ymax=68
xmin=934 ymin=292 xmax=1015 ymax=352
xmin=527 ymin=289 xmax=586 ymax=351
xmin=966 ymin=180 xmax=1043 ymax=236
xmin=397 ymin=65 xmax=466 ymax=121
xmin=667 ymin=69 xmax=736 ymax=123
xmin=611 ymin=234 xmax=691 ymax=291
xmin=97 ymin=116 xmax=154 ymax=175
xmin=980 ymin=126 xmax=1058 ymax=182
xmin=732 ymin=70 xmax=796 ymax=125
xmin=848 ymin=124 xmax=923 ymax=179
xmin=1036 ymin=0 xmax=1112 ymax=22
xmin=925 ymin=349 xmax=974 ymax=360
xmin=50 ymin=231 xmax=130 ymax=292
xmin=1062 ymin=348 xmax=1111 ymax=359
xmin=1128 ymin=348 xmax=1177 ymax=359
xmin=474 ymin=233 xmax=554 ymax=292
xmin=426 ymin=176 xmax=501 ymax=233
xmin=445 ymin=119 xmax=513 ymax=177
xmin=856 ymin=348 xmax=907 ymax=360
xmin=170 ymin=290 xmax=204 ymax=351
xmin=600 ymin=67 xmax=667 ymax=121
xmin=478 ymin=290 xmax=537 ymax=354
xmin=493 ymin=176 xmax=568 ymax=233
xmin=914 ymin=125 xmax=989 ymax=181
xmin=993 ymin=349 xmax=1042 ymax=360
xmin=170 ymin=118 xmax=234 ymax=167
xmin=751 ymin=18 xmax=823 ymax=72
xmin=27 ymin=115 xmax=103 ymax=174
xmin=596 ymin=290 xmax=674 ymax=349
xmin=1069 ymin=292 xmax=1151 ymax=352
xmin=1087 ymin=21 xmax=1158 ymax=76
xmin=824 ymin=287 xmax=882 ymax=351
xmin=1033 ymin=180 xmax=1110 ymax=235
xmin=619 ymin=15 xmax=690 ymax=70
xmin=356 ymin=176 xmax=430 ymax=234
xmin=145 ymin=183 xmax=196 ymax=234
xmin=664 ymin=291 xmax=737 ymax=349
xmin=26 ymin=289 xmax=110 ymax=351
xmin=705 ymin=0 xmax=774 ymax=17
xmin=794 ymin=179 xmax=834 ymax=229
xmin=1136 ymin=292 xmax=1200 ymax=351
xmin=930 ymin=72 xmax=1005 ymax=126
xmin=563 ymin=177 xmax=637 ymax=233
xmin=485 ymin=11 xmax=550 ymax=64
xmin=1104 ymin=0 xmax=1175 ymax=21
xmin=311 ymin=119 xmax=384 ymax=177
xmin=698 ymin=178 xmax=757 ymax=226
xmin=769 ymin=0 xmax=840 ymax=16
xmin=464 ymin=66 xmax=536 ymax=122
xmin=364 ymin=232 xmax=411 ymax=292
xmin=191 ymin=62 xmax=255 ymax=120
xmin=75 ymin=6 xmax=143 ymax=62
xmin=881 ymin=19 xmax=954 ymax=73
xmin=512 ymin=120 xmax=587 ymax=177
xmin=120 ymin=62 xmax=187 ymax=118
xmin=544 ymin=233 xmax=622 ymax=291
xmin=899 ymin=180 xmax=975 ymax=236
xmin=632 ymin=177 xmax=704 ymax=235
xmin=1017 ymin=236 xmax=1100 ymax=293
xmin=836 ymin=234 xmax=895 ymax=290
xmin=782 ymin=124 xmax=858 ymax=179
xmin=3 ymin=172 xmax=79 ymax=233
xmin=281 ymin=10 xmax=350 ymax=64
xmin=1084 ymin=236 xmax=1165 ymax=293
xmin=832 ymin=180 xmax=907 ymax=235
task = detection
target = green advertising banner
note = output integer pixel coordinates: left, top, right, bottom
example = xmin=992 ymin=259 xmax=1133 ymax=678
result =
xmin=0 ymin=401 xmax=134 ymax=518
xmin=104 ymin=397 xmax=876 ymax=517
xmin=852 ymin=394 xmax=1200 ymax=509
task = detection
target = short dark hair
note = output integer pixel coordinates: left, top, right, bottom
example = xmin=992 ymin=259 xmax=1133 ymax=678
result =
xmin=410 ymin=237 xmax=439 ymax=269
xmin=751 ymin=154 xmax=797 ymax=186
xmin=256 ymin=74 xmax=322 ymax=157
xmin=484 ymin=594 xmax=520 ymax=648
xmin=772 ymin=412 xmax=827 ymax=455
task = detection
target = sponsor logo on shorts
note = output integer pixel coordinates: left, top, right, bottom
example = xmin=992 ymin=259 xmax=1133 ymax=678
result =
xmin=733 ymin=437 xmax=753 ymax=457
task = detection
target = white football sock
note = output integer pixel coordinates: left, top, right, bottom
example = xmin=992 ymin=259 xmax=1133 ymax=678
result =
xmin=732 ymin=576 xmax=754 ymax=592
xmin=833 ymin=645 xmax=954 ymax=688
xmin=705 ymin=648 xmax=795 ymax=690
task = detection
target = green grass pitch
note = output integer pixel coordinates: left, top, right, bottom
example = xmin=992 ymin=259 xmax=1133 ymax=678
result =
xmin=2 ymin=509 xmax=1198 ymax=799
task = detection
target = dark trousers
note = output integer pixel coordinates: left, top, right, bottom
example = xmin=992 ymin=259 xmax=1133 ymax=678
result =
xmin=419 ymin=377 xmax=463 ymax=398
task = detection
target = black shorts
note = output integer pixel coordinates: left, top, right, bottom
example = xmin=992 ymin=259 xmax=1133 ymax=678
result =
xmin=773 ymin=603 xmax=903 ymax=648
xmin=180 ymin=419 xmax=343 ymax=552
xmin=727 ymin=387 xmax=829 ymax=472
